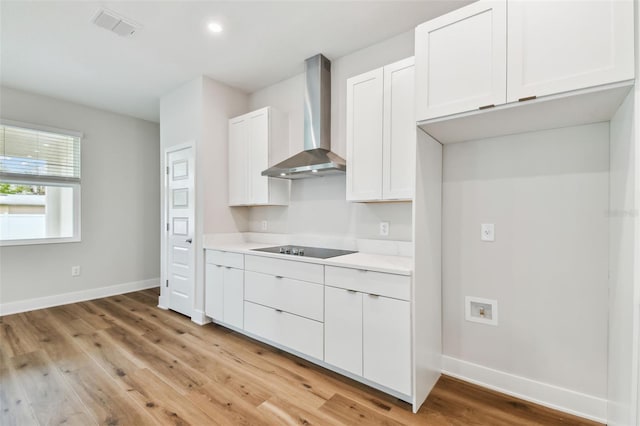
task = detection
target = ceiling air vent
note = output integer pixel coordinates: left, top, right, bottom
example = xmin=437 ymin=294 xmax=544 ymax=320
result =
xmin=92 ymin=9 xmax=140 ymax=37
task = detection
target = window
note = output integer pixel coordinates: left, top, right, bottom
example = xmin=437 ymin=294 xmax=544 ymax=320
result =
xmin=0 ymin=120 xmax=81 ymax=245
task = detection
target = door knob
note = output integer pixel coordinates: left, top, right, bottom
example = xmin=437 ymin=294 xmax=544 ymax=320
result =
xmin=186 ymin=238 xmax=192 ymax=244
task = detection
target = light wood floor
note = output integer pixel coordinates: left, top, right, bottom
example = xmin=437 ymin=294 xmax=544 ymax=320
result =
xmin=0 ymin=288 xmax=601 ymax=426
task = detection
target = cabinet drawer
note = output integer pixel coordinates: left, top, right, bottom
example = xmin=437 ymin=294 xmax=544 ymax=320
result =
xmin=244 ymin=301 xmax=323 ymax=360
xmin=244 ymin=255 xmax=324 ymax=284
xmin=245 ymin=271 xmax=323 ymax=321
xmin=206 ymin=250 xmax=244 ymax=269
xmin=325 ymin=266 xmax=410 ymax=301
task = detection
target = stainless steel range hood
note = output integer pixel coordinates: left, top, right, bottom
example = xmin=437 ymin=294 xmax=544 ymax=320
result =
xmin=262 ymin=54 xmax=346 ymax=180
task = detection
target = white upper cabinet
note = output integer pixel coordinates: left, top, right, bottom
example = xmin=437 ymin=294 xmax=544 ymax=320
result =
xmin=383 ymin=58 xmax=416 ymax=200
xmin=507 ymin=0 xmax=634 ymax=102
xmin=228 ymin=107 xmax=289 ymax=206
xmin=346 ymin=57 xmax=415 ymax=202
xmin=346 ymin=68 xmax=384 ymax=201
xmin=415 ymin=0 xmax=635 ymax=124
xmin=415 ymin=1 xmax=507 ymax=120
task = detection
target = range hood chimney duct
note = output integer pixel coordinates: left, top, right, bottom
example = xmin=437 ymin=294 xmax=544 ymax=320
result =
xmin=261 ymin=54 xmax=346 ymax=180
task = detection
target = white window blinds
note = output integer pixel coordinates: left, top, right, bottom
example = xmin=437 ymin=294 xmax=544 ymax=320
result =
xmin=0 ymin=124 xmax=81 ymax=183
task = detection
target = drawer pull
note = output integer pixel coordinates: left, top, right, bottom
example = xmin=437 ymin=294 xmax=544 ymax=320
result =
xmin=518 ymin=95 xmax=537 ymax=102
xmin=275 ymin=275 xmax=283 ymax=279
xmin=369 ymin=294 xmax=380 ymax=298
xmin=478 ymin=104 xmax=495 ymax=110
xmin=225 ymin=266 xmax=231 ymax=269
xmin=347 ymin=289 xmax=357 ymax=294
xmin=275 ymin=309 xmax=283 ymax=313
xmin=357 ymin=269 xmax=368 ymax=273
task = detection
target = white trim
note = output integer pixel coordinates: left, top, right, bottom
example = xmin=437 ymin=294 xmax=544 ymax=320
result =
xmin=442 ymin=356 xmax=607 ymax=424
xmin=0 ymin=278 xmax=159 ymax=316
xmin=191 ymin=309 xmax=211 ymax=325
xmin=0 ymin=118 xmax=83 ymax=138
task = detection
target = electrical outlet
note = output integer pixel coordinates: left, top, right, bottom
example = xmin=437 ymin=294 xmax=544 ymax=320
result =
xmin=481 ymin=223 xmax=495 ymax=242
xmin=379 ymin=221 xmax=390 ymax=237
xmin=261 ymin=220 xmax=268 ymax=231
xmin=71 ymin=265 xmax=81 ymax=277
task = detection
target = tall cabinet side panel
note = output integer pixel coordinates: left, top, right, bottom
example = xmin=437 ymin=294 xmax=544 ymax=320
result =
xmin=412 ymin=128 xmax=443 ymax=412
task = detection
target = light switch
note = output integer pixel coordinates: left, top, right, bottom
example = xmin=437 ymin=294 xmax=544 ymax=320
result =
xmin=481 ymin=224 xmax=495 ymax=242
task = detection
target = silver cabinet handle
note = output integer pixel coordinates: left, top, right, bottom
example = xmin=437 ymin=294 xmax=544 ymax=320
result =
xmin=186 ymin=238 xmax=193 ymax=244
xmin=275 ymin=275 xmax=283 ymax=279
xmin=275 ymin=309 xmax=283 ymax=313
xmin=369 ymin=294 xmax=380 ymax=298
xmin=347 ymin=289 xmax=357 ymax=294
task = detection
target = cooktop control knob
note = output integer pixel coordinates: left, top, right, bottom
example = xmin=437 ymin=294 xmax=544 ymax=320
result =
xmin=292 ymin=248 xmax=299 ymax=255
xmin=299 ymin=248 xmax=305 ymax=256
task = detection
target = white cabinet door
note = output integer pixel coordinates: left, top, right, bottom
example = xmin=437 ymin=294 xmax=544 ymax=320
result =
xmin=383 ymin=57 xmax=415 ymax=200
xmin=247 ymin=109 xmax=269 ymax=204
xmin=223 ymin=267 xmax=244 ymax=329
xmin=415 ymin=0 xmax=507 ymax=120
xmin=228 ymin=117 xmax=247 ymax=206
xmin=363 ymin=295 xmax=411 ymax=395
xmin=346 ymin=68 xmax=384 ymax=201
xmin=324 ymin=286 xmax=363 ymax=376
xmin=507 ymin=0 xmax=634 ymax=103
xmin=205 ymin=263 xmax=224 ymax=322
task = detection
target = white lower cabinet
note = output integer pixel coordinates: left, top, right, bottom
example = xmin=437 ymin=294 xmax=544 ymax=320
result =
xmin=205 ymin=250 xmax=244 ymax=329
xmin=204 ymin=250 xmax=421 ymax=407
xmin=324 ymin=287 xmax=363 ymax=376
xmin=325 ymin=284 xmax=411 ymax=396
xmin=362 ymin=294 xmax=411 ymax=395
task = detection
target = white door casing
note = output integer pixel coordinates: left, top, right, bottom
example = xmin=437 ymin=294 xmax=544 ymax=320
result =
xmin=166 ymin=146 xmax=195 ymax=317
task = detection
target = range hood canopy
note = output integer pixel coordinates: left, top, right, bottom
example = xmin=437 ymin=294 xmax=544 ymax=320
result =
xmin=262 ymin=54 xmax=346 ymax=180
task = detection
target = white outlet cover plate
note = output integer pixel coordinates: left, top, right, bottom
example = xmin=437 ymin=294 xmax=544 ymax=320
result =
xmin=379 ymin=221 xmax=390 ymax=236
xmin=481 ymin=223 xmax=495 ymax=242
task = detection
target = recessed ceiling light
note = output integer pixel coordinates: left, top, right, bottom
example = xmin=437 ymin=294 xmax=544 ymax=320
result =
xmin=207 ymin=22 xmax=223 ymax=33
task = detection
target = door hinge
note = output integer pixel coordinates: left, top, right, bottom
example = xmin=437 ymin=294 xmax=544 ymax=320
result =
xmin=165 ymin=279 xmax=169 ymax=287
xmin=166 ymin=223 xmax=169 ymax=231
xmin=166 ymin=166 xmax=170 ymax=175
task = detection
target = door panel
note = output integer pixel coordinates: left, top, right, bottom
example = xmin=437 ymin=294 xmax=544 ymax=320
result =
xmin=205 ymin=263 xmax=224 ymax=322
xmin=248 ymin=110 xmax=269 ymax=204
xmin=363 ymin=295 xmax=411 ymax=395
xmin=415 ymin=0 xmax=507 ymax=120
xmin=324 ymin=286 xmax=363 ymax=376
xmin=507 ymin=0 xmax=634 ymax=102
xmin=383 ymin=57 xmax=415 ymax=200
xmin=346 ymin=68 xmax=384 ymax=201
xmin=223 ymin=267 xmax=244 ymax=329
xmin=166 ymin=146 xmax=194 ymax=317
xmin=228 ymin=118 xmax=247 ymax=205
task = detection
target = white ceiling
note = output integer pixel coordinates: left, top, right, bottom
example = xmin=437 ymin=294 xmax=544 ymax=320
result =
xmin=1 ymin=1 xmax=471 ymax=123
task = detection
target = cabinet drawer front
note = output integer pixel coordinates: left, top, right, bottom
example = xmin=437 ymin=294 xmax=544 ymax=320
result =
xmin=244 ymin=301 xmax=323 ymax=360
xmin=325 ymin=266 xmax=410 ymax=301
xmin=206 ymin=250 xmax=244 ymax=269
xmin=245 ymin=271 xmax=323 ymax=321
xmin=244 ymin=255 xmax=324 ymax=284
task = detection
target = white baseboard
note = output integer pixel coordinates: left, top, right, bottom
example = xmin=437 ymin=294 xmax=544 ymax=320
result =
xmin=442 ymin=356 xmax=607 ymax=424
xmin=0 ymin=278 xmax=160 ymax=316
xmin=191 ymin=309 xmax=211 ymax=325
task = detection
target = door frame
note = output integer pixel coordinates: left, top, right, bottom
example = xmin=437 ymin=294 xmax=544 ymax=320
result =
xmin=159 ymin=142 xmax=195 ymax=315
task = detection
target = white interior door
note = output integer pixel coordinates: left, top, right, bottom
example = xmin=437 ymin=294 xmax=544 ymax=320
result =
xmin=166 ymin=146 xmax=195 ymax=317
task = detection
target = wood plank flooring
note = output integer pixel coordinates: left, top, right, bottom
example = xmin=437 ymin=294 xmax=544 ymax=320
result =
xmin=0 ymin=288 xmax=601 ymax=426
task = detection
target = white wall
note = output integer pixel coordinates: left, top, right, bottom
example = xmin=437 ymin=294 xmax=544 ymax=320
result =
xmin=0 ymin=86 xmax=160 ymax=307
xmin=159 ymin=76 xmax=249 ymax=317
xmin=442 ymin=123 xmax=610 ymax=418
xmin=247 ymin=31 xmax=415 ymax=241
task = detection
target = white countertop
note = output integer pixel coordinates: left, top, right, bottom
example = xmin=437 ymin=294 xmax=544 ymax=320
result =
xmin=203 ymin=241 xmax=413 ymax=276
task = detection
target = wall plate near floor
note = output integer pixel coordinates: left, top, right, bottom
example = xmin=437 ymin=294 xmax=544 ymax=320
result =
xmin=465 ymin=296 xmax=498 ymax=326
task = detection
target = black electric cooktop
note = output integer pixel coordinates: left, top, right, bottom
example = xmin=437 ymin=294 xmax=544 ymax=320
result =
xmin=250 ymin=245 xmax=357 ymax=259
